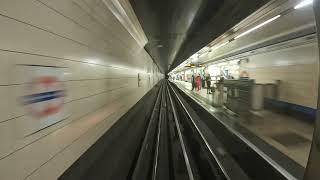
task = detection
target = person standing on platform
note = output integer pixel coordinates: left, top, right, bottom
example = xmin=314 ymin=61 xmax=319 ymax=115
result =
xmin=195 ymin=73 xmax=201 ymax=91
xmin=202 ymin=73 xmax=205 ymax=88
xmin=206 ymin=73 xmax=211 ymax=94
xmin=191 ymin=73 xmax=195 ymax=91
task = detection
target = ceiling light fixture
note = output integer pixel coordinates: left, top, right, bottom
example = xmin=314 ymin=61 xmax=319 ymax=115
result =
xmin=294 ymin=0 xmax=313 ymax=9
xmin=235 ymin=15 xmax=281 ymax=39
xmin=87 ymin=59 xmax=98 ymax=64
xmin=211 ymin=41 xmax=229 ymax=51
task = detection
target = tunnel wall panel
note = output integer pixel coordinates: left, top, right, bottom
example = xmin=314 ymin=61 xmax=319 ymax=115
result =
xmin=243 ymin=42 xmax=319 ymax=109
xmin=0 ymin=0 xmax=163 ymax=179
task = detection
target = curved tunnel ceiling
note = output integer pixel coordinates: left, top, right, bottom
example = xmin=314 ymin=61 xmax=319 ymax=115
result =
xmin=130 ymin=0 xmax=272 ymax=73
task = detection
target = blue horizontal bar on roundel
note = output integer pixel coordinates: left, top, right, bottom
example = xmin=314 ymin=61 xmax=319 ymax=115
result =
xmin=23 ymin=90 xmax=65 ymax=105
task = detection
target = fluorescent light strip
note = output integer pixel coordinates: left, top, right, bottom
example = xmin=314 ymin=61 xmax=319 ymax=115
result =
xmin=181 ymin=35 xmax=229 ymax=69
xmin=235 ymin=15 xmax=281 ymax=40
xmin=211 ymin=41 xmax=229 ymax=51
xmin=294 ymin=0 xmax=313 ymax=9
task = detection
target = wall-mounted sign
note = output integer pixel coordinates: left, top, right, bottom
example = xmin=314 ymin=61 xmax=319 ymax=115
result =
xmin=23 ymin=76 xmax=65 ymax=118
xmin=16 ymin=65 xmax=68 ymax=137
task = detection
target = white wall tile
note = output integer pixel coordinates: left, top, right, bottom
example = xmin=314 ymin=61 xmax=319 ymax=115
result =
xmin=0 ymin=0 xmax=162 ymax=179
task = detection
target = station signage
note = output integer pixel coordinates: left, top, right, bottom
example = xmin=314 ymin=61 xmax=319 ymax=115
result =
xmin=16 ymin=65 xmax=69 ymax=137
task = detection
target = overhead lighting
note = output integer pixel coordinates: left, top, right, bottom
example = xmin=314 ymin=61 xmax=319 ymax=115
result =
xmin=199 ymin=53 xmax=207 ymax=58
xmin=235 ymin=15 xmax=281 ymax=39
xmin=87 ymin=59 xmax=99 ymax=65
xmin=211 ymin=41 xmax=229 ymax=51
xmin=200 ymin=46 xmax=210 ymax=53
xmin=191 ymin=58 xmax=198 ymax=63
xmin=294 ymin=0 xmax=313 ymax=9
xmin=190 ymin=53 xmax=198 ymax=59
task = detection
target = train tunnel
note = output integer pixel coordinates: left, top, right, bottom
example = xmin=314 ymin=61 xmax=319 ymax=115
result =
xmin=1 ymin=0 xmax=320 ymax=180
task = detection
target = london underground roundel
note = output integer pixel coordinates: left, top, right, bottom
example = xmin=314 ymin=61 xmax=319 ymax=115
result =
xmin=24 ymin=76 xmax=65 ymax=118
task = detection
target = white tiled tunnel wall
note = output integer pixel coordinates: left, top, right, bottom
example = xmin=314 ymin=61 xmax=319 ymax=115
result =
xmin=243 ymin=42 xmax=319 ymax=109
xmin=0 ymin=0 xmax=163 ymax=179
